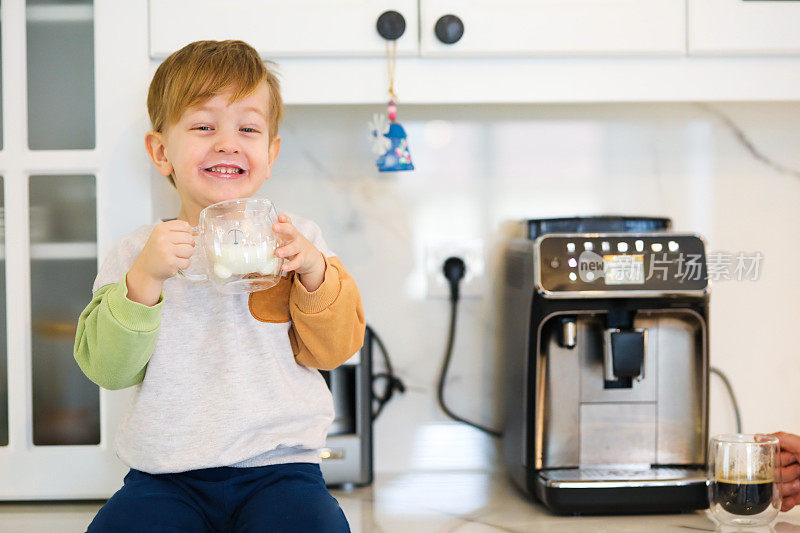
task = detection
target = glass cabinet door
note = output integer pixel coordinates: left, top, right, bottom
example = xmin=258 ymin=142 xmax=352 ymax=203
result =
xmin=24 ymin=0 xmax=99 ymax=445
xmin=27 ymin=0 xmax=95 ymax=150
xmin=29 ymin=175 xmax=98 ymax=446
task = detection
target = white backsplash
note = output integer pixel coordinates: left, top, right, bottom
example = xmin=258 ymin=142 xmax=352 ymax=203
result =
xmin=152 ymin=102 xmax=800 ymax=474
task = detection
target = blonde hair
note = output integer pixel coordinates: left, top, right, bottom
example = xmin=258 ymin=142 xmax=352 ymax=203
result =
xmin=147 ymin=40 xmax=284 ymax=187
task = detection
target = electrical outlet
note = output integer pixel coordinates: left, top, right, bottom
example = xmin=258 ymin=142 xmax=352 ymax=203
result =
xmin=425 ymin=239 xmax=485 ymax=299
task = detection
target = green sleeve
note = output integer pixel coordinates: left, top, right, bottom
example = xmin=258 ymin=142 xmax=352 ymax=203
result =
xmin=73 ymin=273 xmax=164 ymax=390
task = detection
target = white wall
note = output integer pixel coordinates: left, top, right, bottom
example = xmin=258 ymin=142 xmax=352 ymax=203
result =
xmin=152 ymin=102 xmax=800 ymax=473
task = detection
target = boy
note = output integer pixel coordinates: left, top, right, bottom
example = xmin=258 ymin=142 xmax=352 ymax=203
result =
xmin=74 ymin=40 xmax=365 ymax=532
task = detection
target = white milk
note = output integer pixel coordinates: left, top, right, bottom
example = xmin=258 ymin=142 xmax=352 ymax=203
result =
xmin=212 ymin=242 xmax=277 ymax=279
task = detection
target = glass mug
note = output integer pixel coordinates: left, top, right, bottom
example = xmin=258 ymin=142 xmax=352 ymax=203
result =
xmin=168 ymin=198 xmax=287 ymax=294
xmin=708 ymin=434 xmax=781 ymax=527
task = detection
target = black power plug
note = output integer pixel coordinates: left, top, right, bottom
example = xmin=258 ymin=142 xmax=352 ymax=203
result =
xmin=442 ymin=256 xmax=466 ymax=301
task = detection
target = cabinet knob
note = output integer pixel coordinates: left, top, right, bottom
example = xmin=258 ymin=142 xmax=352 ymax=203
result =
xmin=434 ymin=14 xmax=464 ymax=45
xmin=376 ymin=10 xmax=406 ymax=41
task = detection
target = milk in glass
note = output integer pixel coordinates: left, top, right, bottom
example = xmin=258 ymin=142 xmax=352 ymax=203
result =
xmin=211 ymin=241 xmax=277 ymax=279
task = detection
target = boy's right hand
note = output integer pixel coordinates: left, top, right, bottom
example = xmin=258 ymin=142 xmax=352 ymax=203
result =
xmin=126 ymin=220 xmax=195 ymax=306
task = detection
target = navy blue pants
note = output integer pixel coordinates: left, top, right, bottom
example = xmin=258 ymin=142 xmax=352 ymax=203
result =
xmin=86 ymin=463 xmax=350 ymax=533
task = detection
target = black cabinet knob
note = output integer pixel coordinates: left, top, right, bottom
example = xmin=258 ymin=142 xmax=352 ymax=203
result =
xmin=376 ymin=10 xmax=406 ymax=41
xmin=434 ymin=14 xmax=464 ymax=45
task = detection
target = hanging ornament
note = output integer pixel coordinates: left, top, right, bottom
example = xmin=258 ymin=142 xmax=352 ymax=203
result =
xmin=368 ymin=39 xmax=414 ymax=172
xmin=376 ymin=99 xmax=414 ymax=172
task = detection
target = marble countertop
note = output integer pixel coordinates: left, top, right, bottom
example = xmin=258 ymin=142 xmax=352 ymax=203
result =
xmin=3 ymin=469 xmax=800 ymax=532
xmin=335 ymin=470 xmax=800 ymax=533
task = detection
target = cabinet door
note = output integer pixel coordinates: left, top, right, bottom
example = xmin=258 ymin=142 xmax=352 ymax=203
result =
xmin=149 ymin=0 xmax=419 ymax=59
xmin=420 ymin=0 xmax=685 ymax=57
xmin=0 ymin=0 xmax=153 ymax=500
xmin=689 ymin=0 xmax=800 ymax=55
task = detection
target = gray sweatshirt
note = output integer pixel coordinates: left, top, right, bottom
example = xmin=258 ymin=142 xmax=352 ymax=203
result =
xmin=74 ymin=214 xmax=366 ymax=474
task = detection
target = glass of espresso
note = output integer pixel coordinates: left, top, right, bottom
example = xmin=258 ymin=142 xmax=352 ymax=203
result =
xmin=708 ymin=434 xmax=781 ymax=527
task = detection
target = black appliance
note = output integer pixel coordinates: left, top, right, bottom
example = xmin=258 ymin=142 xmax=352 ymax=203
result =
xmin=500 ymin=216 xmax=710 ymax=514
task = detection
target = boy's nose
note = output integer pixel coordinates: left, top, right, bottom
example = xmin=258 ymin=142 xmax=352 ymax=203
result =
xmin=214 ymin=134 xmax=239 ymax=153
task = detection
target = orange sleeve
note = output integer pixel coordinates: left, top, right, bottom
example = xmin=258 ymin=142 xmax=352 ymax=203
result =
xmin=288 ymin=256 xmax=366 ymax=370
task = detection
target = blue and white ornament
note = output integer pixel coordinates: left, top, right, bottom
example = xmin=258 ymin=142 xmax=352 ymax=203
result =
xmin=370 ymin=100 xmax=414 ymax=172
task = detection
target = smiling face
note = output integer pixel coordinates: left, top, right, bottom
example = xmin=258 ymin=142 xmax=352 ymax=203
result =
xmin=146 ymin=81 xmax=281 ymax=224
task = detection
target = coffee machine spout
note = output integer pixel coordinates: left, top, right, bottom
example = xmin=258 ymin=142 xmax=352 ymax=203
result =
xmin=558 ymin=317 xmax=577 ymax=349
xmin=603 ymin=328 xmax=647 ymax=384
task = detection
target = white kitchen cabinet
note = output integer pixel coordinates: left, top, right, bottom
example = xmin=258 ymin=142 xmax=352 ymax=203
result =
xmin=148 ymin=0 xmax=419 ymax=59
xmin=145 ymin=0 xmax=800 ymax=103
xmin=689 ymin=0 xmax=800 ymax=55
xmin=419 ymin=0 xmax=685 ymax=57
xmin=0 ymin=0 xmax=151 ymax=499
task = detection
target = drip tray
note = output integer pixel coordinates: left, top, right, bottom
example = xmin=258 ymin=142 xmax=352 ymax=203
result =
xmin=538 ymin=466 xmax=706 ymax=489
xmin=534 ymin=466 xmax=709 ymax=514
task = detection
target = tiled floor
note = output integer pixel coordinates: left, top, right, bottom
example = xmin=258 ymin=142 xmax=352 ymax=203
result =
xmin=2 ymin=470 xmax=800 ymax=532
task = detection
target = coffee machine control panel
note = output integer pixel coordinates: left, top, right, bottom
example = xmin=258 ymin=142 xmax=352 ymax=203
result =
xmin=535 ymin=233 xmax=708 ymax=296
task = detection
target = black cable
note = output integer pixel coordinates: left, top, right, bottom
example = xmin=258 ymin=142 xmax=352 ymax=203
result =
xmin=710 ymin=366 xmax=742 ymax=434
xmin=436 ymin=257 xmax=502 ymax=438
xmin=368 ymin=324 xmax=405 ymax=421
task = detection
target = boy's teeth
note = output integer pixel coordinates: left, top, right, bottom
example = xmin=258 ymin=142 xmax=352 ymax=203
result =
xmin=208 ymin=166 xmax=241 ymax=174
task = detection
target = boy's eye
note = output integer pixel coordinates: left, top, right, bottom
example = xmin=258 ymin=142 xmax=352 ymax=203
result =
xmin=241 ymin=127 xmax=258 ymax=133
xmin=194 ymin=126 xmax=212 ymax=131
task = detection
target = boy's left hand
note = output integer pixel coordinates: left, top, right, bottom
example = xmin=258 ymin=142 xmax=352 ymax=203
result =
xmin=273 ymin=214 xmax=326 ymax=291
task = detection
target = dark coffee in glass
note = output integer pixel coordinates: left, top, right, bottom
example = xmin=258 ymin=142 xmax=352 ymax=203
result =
xmin=716 ymin=479 xmax=773 ymax=516
xmin=708 ymin=434 xmax=780 ymax=527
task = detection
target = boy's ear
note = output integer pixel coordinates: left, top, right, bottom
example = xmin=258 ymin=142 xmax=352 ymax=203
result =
xmin=268 ymin=134 xmax=281 ymax=168
xmin=145 ymin=130 xmax=174 ymax=177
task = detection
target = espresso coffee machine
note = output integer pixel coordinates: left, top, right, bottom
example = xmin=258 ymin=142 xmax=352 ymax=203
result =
xmin=500 ymin=216 xmax=710 ymax=514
